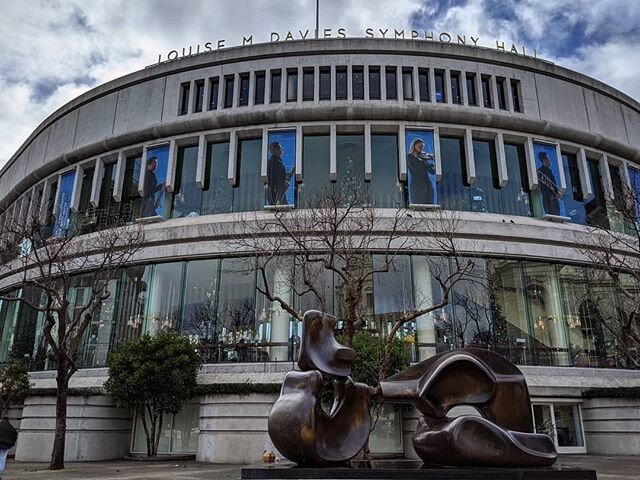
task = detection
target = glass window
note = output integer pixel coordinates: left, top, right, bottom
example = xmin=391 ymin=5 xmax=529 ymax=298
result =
xmin=503 ymin=143 xmax=532 ymax=216
xmin=609 ymin=163 xmax=626 ymax=216
xmin=402 ymin=68 xmax=413 ymax=101
xmin=69 ymin=166 xmax=95 ymax=235
xmin=560 ymin=152 xmax=587 ymax=225
xmin=179 ymin=82 xmax=190 ymax=115
xmin=336 ymin=135 xmax=365 ymax=202
xmin=194 ymin=80 xmax=204 ymax=112
xmin=557 ymin=265 xmax=606 ymax=367
xmin=216 ymin=257 xmax=257 ymax=362
xmin=270 ymin=70 xmax=281 ymax=103
xmin=438 ymin=136 xmax=471 ymax=211
xmin=144 ymin=262 xmax=184 ymax=334
xmin=319 ymin=67 xmax=331 ymax=100
xmin=132 ymin=400 xmax=199 ymax=454
xmin=254 ymin=71 xmax=265 ymax=105
xmin=121 ymin=154 xmax=143 ymax=223
xmin=54 ymin=170 xmax=76 ymax=237
xmin=182 ymin=259 xmax=220 ymax=363
xmin=369 ymin=67 xmax=381 ymax=100
xmin=299 ymin=135 xmax=330 ymax=206
xmin=336 ymin=66 xmax=347 ymax=100
xmin=385 ymin=67 xmax=397 ymax=100
xmin=202 ymin=142 xmax=233 ymax=215
xmin=472 ymin=139 xmax=502 ymax=214
xmin=223 ymin=76 xmax=234 ymax=108
xmin=96 ymin=162 xmax=117 ymax=221
xmin=170 ymin=145 xmax=201 ymax=218
xmin=239 ymin=74 xmax=249 ymax=106
xmin=523 ymin=262 xmax=570 ymax=366
xmin=451 ymin=72 xmax=461 ymax=104
xmin=208 ymin=77 xmax=219 ymax=110
xmin=418 ymin=68 xmax=429 ymax=102
xmin=0 ymin=291 xmax=20 ymax=364
xmin=511 ymin=79 xmax=521 ymax=112
xmin=488 ymin=259 xmax=534 ymax=366
xmin=286 ymin=69 xmax=298 ymax=102
xmin=628 ymin=165 xmax=640 ymax=225
xmin=370 ymin=134 xmax=403 ymax=207
xmin=553 ymin=404 xmax=585 ymax=448
xmin=108 ymin=265 xmax=150 ymax=353
xmin=481 ymin=76 xmax=492 ymax=107
xmin=497 ymin=78 xmax=507 ymax=109
xmin=7 ymin=287 xmax=42 ymax=366
xmin=352 ymin=66 xmax=364 ymax=100
xmin=302 ymin=68 xmax=314 ymax=101
xmin=434 ymin=71 xmax=445 ymax=103
xmin=233 ymin=138 xmax=263 ymax=212
xmin=586 ymin=158 xmax=609 ymax=228
xmin=466 ymin=74 xmax=477 ymax=106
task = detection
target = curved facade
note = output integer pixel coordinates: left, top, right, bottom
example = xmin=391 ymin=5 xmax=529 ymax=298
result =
xmin=2 ymin=38 xmax=640 ymax=462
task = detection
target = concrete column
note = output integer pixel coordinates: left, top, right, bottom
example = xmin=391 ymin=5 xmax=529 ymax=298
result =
xmin=330 ymin=65 xmax=336 ymax=102
xmin=203 ymin=77 xmax=212 ymax=111
xmin=524 ymin=138 xmax=539 ymax=191
xmin=296 ymin=67 xmax=303 ymax=104
xmin=137 ymin=146 xmax=148 ymax=197
xmin=187 ymin=79 xmax=195 ymax=114
xmin=232 ymin=73 xmax=240 ymax=108
xmin=90 ymin=157 xmax=103 ymax=208
xmin=165 ymin=139 xmax=178 ymax=192
xmin=248 ymin=70 xmax=255 ymax=107
xmin=347 ymin=64 xmax=353 ymax=101
xmin=313 ymin=66 xmax=320 ymax=105
xmin=464 ymin=129 xmax=476 ymax=184
xmin=380 ymin=66 xmax=387 ymax=101
xmin=398 ymin=124 xmax=407 ymax=181
xmin=260 ymin=128 xmax=269 ymax=184
xmin=444 ymin=70 xmax=452 ymax=104
xmin=70 ymin=164 xmax=83 ymax=213
xmin=433 ymin=127 xmax=442 ymax=181
xmin=269 ymin=265 xmax=292 ymax=361
xmin=496 ymin=132 xmax=508 ymax=187
xmin=396 ymin=66 xmax=403 ymax=104
xmin=600 ymin=153 xmax=614 ymax=203
xmin=364 ymin=65 xmax=370 ymax=101
xmin=428 ymin=68 xmax=436 ymax=104
xmin=490 ymin=75 xmax=499 ymax=110
xmin=264 ymin=70 xmax=272 ymax=104
xmin=113 ymin=151 xmax=126 ymax=202
xmin=412 ymin=255 xmax=437 ymax=361
xmin=196 ymin=134 xmax=207 ymax=189
xmin=413 ymin=67 xmax=420 ymax=105
xmin=364 ymin=124 xmax=372 ymax=181
xmin=460 ymin=71 xmax=469 ymax=106
xmin=330 ymin=124 xmax=337 ymax=181
xmin=295 ymin=125 xmax=303 ymax=182
xmin=504 ymin=78 xmax=514 ymax=112
xmin=555 ymin=144 xmax=567 ymax=193
xmin=227 ymin=130 xmax=238 ymax=185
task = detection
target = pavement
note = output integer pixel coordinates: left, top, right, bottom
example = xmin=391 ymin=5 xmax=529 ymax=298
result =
xmin=1 ymin=455 xmax=638 ymax=480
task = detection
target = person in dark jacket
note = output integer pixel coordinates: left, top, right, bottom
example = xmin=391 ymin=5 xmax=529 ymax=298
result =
xmin=407 ymin=138 xmax=436 ymax=205
xmin=267 ymin=142 xmax=292 ymax=206
xmin=140 ymin=156 xmax=164 ymax=217
xmin=537 ymin=151 xmax=562 ymax=216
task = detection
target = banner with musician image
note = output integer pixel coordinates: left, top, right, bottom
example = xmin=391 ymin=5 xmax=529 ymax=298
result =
xmin=533 ymin=141 xmax=565 ymax=217
xmin=406 ymin=129 xmax=437 ymax=207
xmin=140 ymin=144 xmax=169 ymax=219
xmin=265 ymin=130 xmax=296 ymax=208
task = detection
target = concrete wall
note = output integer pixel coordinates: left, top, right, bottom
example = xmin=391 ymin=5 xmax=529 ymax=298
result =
xmin=581 ymin=397 xmax=640 ymax=455
xmin=196 ymin=392 xmax=277 ymax=464
xmin=15 ymin=395 xmax=132 ymax=462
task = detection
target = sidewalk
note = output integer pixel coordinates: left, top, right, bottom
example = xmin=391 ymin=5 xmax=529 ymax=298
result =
xmin=2 ymin=455 xmax=639 ymax=480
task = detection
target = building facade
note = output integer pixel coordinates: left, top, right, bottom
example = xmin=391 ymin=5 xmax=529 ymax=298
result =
xmin=1 ymin=38 xmax=640 ymax=462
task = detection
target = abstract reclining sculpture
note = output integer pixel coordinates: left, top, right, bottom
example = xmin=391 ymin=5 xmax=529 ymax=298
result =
xmin=267 ymin=310 xmax=557 ymax=467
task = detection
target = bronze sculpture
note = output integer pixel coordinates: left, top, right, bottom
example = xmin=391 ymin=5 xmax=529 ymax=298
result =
xmin=267 ymin=310 xmax=557 ymax=468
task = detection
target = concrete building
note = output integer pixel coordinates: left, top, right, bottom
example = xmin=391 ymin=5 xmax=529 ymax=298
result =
xmin=1 ymin=38 xmax=640 ymax=462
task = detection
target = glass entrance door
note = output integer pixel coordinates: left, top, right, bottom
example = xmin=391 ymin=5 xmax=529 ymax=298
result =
xmin=532 ymin=402 xmax=586 ymax=453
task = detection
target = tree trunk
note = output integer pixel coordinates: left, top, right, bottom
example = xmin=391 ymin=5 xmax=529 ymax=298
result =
xmin=50 ymin=359 xmax=69 ymax=470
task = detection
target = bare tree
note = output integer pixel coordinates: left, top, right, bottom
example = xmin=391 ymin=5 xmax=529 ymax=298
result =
xmin=575 ymin=181 xmax=640 ymax=368
xmin=0 ymin=203 xmax=144 ymax=470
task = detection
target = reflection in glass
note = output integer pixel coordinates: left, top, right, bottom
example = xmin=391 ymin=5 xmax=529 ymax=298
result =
xmin=418 ymin=68 xmax=429 ymax=102
xmin=503 ymin=143 xmax=532 ymax=216
xmin=554 ymin=404 xmax=584 ymax=447
xmin=233 ymin=138 xmax=263 ymax=212
xmin=171 ymin=145 xmax=201 ymax=218
xmin=438 ymin=136 xmax=471 ymax=211
xmin=270 ymin=70 xmax=281 ymax=103
xmin=336 ymin=67 xmax=347 ymax=100
xmin=370 ymin=134 xmax=403 ymax=207
xmin=202 ymin=142 xmax=233 ymax=214
xmin=145 ymin=262 xmax=184 ymax=334
xmin=385 ymin=67 xmax=397 ymax=100
xmin=369 ymin=67 xmax=381 ymax=100
xmin=299 ymin=135 xmax=330 ymax=206
xmin=353 ymin=67 xmax=364 ymax=100
xmin=336 ymin=135 xmax=365 ymax=203
xmin=319 ymin=67 xmax=331 ymax=100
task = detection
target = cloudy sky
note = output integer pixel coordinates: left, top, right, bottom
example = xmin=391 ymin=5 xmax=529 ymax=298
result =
xmin=1 ymin=0 xmax=639 ymax=169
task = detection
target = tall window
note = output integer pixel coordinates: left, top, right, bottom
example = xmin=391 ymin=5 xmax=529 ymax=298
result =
xmin=472 ymin=139 xmax=500 ymax=213
xmin=224 ymin=76 xmax=234 ymax=108
xmin=270 ymin=70 xmax=282 ymax=103
xmin=238 ymin=74 xmax=250 ymax=106
xmin=438 ymin=136 xmax=470 ymax=210
xmin=194 ymin=80 xmax=204 ymax=112
xmin=385 ymin=67 xmax=397 ymax=100
xmin=208 ymin=77 xmax=219 ymax=110
xmin=286 ymin=69 xmax=298 ymax=102
xmin=609 ymin=163 xmax=626 ymax=217
xmin=336 ymin=66 xmax=347 ymax=100
xmin=466 ymin=74 xmax=477 ymax=106
xmin=402 ymin=68 xmax=413 ymax=101
xmin=179 ymin=82 xmax=190 ymax=115
xmin=352 ymin=66 xmax=364 ymax=100
xmin=170 ymin=145 xmax=201 ymax=218
xmin=561 ymin=152 xmax=587 ymax=225
xmin=302 ymin=68 xmax=314 ymax=101
xmin=496 ymin=78 xmax=507 ymax=109
xmin=299 ymin=135 xmax=330 ymax=206
xmin=434 ymin=70 xmax=445 ymax=103
xmin=586 ymin=158 xmax=609 ymax=229
xmin=369 ymin=67 xmax=381 ymax=100
xmin=418 ymin=68 xmax=429 ymax=102
xmin=319 ymin=67 xmax=331 ymax=100
xmin=451 ymin=72 xmax=461 ymax=104
xmin=503 ymin=143 xmax=532 ymax=216
xmin=481 ymin=75 xmax=492 ymax=107
xmin=254 ymin=71 xmax=265 ymax=105
xmin=370 ymin=134 xmax=402 ymax=207
xmin=144 ymin=262 xmax=184 ymax=334
xmin=233 ymin=138 xmax=263 ymax=212
xmin=511 ymin=79 xmax=521 ymax=112
xmin=202 ymin=142 xmax=233 ymax=214
xmin=336 ymin=135 xmax=365 ymax=202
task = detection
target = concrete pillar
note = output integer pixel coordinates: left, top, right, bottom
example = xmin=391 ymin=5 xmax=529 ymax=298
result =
xmin=412 ymin=255 xmax=437 ymax=361
xmin=269 ymin=265 xmax=292 ymax=361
